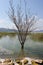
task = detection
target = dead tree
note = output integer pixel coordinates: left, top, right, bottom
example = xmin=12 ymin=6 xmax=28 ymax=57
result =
xmin=8 ymin=0 xmax=36 ymax=49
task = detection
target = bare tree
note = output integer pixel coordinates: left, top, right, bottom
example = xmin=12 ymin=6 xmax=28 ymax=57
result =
xmin=8 ymin=0 xmax=36 ymax=49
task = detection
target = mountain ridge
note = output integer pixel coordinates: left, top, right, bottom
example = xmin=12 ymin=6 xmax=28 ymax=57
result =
xmin=0 ymin=28 xmax=43 ymax=33
xmin=0 ymin=28 xmax=17 ymax=32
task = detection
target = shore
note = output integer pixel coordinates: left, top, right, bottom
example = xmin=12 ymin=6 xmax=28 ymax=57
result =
xmin=0 ymin=57 xmax=43 ymax=65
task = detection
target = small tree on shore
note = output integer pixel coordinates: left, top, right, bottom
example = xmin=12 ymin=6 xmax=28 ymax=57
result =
xmin=8 ymin=0 xmax=36 ymax=49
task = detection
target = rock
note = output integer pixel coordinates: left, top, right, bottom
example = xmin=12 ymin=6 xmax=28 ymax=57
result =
xmin=8 ymin=62 xmax=14 ymax=65
xmin=31 ymin=60 xmax=39 ymax=65
xmin=40 ymin=61 xmax=43 ymax=65
xmin=23 ymin=59 xmax=28 ymax=64
xmin=3 ymin=59 xmax=11 ymax=63
xmin=19 ymin=62 xmax=22 ymax=65
xmin=0 ymin=61 xmax=2 ymax=63
xmin=15 ymin=59 xmax=22 ymax=65
xmin=15 ymin=59 xmax=20 ymax=64
xmin=3 ymin=59 xmax=14 ymax=65
xmin=3 ymin=61 xmax=14 ymax=65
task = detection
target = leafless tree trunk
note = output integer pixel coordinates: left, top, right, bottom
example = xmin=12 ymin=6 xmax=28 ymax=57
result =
xmin=8 ymin=0 xmax=36 ymax=49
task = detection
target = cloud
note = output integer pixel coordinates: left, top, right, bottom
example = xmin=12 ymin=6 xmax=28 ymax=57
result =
xmin=32 ymin=16 xmax=43 ymax=30
xmin=0 ymin=19 xmax=17 ymax=29
xmin=0 ymin=17 xmax=43 ymax=30
xmin=36 ymin=19 xmax=43 ymax=30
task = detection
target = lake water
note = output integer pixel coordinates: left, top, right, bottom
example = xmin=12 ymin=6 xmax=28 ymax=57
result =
xmin=0 ymin=35 xmax=43 ymax=59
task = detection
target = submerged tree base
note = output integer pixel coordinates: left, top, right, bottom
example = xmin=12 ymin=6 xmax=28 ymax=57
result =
xmin=21 ymin=43 xmax=24 ymax=50
xmin=21 ymin=45 xmax=24 ymax=50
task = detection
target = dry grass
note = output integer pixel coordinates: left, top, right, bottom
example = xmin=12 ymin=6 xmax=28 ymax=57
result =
xmin=30 ymin=33 xmax=43 ymax=41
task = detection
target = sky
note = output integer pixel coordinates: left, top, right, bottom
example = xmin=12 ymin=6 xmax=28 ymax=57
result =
xmin=0 ymin=0 xmax=43 ymax=30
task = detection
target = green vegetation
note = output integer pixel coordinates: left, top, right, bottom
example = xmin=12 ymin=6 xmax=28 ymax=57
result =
xmin=0 ymin=32 xmax=43 ymax=42
xmin=30 ymin=33 xmax=43 ymax=42
xmin=0 ymin=32 xmax=16 ymax=38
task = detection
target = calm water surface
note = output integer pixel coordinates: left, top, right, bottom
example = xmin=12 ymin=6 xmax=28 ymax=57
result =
xmin=0 ymin=35 xmax=43 ymax=59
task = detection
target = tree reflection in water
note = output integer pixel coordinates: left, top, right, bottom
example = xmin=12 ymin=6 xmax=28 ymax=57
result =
xmin=17 ymin=49 xmax=26 ymax=59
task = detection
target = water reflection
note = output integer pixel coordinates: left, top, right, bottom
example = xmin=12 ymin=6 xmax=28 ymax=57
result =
xmin=17 ymin=49 xmax=26 ymax=59
xmin=0 ymin=35 xmax=43 ymax=59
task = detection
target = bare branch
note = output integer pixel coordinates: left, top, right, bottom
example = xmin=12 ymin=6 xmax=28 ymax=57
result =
xmin=8 ymin=0 xmax=36 ymax=49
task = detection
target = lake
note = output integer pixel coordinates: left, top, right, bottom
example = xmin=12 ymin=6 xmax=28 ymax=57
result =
xmin=0 ymin=34 xmax=43 ymax=59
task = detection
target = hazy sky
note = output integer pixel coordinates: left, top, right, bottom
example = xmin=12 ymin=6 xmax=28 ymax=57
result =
xmin=0 ymin=0 xmax=43 ymax=30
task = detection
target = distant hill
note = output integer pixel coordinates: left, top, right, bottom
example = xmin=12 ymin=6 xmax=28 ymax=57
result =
xmin=0 ymin=28 xmax=18 ymax=33
xmin=34 ymin=30 xmax=43 ymax=33
xmin=0 ymin=28 xmax=43 ymax=33
xmin=38 ymin=30 xmax=43 ymax=32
